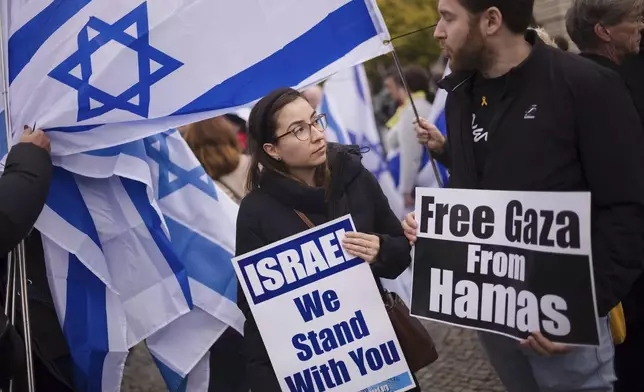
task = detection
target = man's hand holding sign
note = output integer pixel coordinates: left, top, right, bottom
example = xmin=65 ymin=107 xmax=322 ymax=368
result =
xmin=404 ymin=188 xmax=599 ymax=355
xmin=233 ymin=216 xmax=416 ymax=392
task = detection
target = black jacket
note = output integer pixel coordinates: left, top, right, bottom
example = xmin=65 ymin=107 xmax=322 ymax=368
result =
xmin=235 ymin=143 xmax=411 ymax=391
xmin=436 ymin=30 xmax=644 ymax=317
xmin=0 ymin=143 xmax=55 ymax=390
xmin=0 ymin=143 xmax=52 ymax=254
xmin=621 ymin=49 xmax=644 ymax=131
xmin=582 ymin=51 xmax=644 ymax=331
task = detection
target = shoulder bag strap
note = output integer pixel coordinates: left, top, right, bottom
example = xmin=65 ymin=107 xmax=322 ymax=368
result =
xmin=294 ymin=210 xmax=315 ymax=229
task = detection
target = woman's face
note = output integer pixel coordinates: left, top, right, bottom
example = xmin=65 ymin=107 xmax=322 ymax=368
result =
xmin=264 ymin=97 xmax=327 ymax=170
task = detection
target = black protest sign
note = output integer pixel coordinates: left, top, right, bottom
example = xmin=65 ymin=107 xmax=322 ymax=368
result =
xmin=410 ymin=189 xmax=600 ymax=346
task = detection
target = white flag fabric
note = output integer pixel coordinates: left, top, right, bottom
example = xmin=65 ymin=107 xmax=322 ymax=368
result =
xmin=320 ymin=65 xmax=414 ymax=306
xmin=3 ymin=0 xmax=391 ymax=156
xmin=37 ymin=130 xmax=244 ymax=391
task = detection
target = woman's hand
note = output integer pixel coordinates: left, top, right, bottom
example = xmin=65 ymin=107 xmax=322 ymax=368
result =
xmin=342 ymin=232 xmax=380 ymax=263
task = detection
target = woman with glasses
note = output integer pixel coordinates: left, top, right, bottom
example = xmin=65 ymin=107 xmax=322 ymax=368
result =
xmin=236 ymin=87 xmax=416 ymax=391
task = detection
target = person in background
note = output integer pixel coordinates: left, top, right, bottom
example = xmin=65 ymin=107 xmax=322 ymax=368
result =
xmin=383 ymin=66 xmax=435 ymax=131
xmin=383 ymin=65 xmax=433 ymax=210
xmin=567 ymin=2 xmax=644 ymax=390
xmin=236 ymin=87 xmax=416 ymax=391
xmin=622 ymin=17 xmax=644 ymax=122
xmin=616 ymin=36 xmax=644 ymax=392
xmin=225 ymin=113 xmax=250 ymax=153
xmin=408 ymin=0 xmax=644 ymax=390
xmin=566 ymin=0 xmax=643 ymax=68
xmin=181 ymin=116 xmax=249 ymax=392
xmin=302 ymin=85 xmax=324 ymax=110
xmin=183 ymin=116 xmax=251 ymax=204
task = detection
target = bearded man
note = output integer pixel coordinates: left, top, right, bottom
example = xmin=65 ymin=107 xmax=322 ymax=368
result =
xmin=407 ymin=0 xmax=644 ymax=390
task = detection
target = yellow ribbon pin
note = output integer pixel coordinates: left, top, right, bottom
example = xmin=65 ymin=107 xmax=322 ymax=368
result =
xmin=481 ymin=96 xmax=488 ymax=107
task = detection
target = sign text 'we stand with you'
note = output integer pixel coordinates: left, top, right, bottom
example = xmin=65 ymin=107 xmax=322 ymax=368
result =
xmin=233 ymin=216 xmax=416 ymax=392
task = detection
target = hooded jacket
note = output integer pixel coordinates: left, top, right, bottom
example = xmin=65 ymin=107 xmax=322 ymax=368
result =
xmin=435 ymin=30 xmax=644 ymax=317
xmin=235 ymin=143 xmax=411 ymax=391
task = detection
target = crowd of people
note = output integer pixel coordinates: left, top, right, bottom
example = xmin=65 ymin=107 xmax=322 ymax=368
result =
xmin=1 ymin=0 xmax=644 ymax=391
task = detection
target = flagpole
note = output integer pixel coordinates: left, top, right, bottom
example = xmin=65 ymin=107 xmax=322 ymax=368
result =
xmin=0 ymin=11 xmax=37 ymax=392
xmin=390 ymin=47 xmax=444 ymax=189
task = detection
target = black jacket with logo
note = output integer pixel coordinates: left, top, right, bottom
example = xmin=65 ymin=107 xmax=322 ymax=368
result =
xmin=435 ymin=30 xmax=644 ymax=317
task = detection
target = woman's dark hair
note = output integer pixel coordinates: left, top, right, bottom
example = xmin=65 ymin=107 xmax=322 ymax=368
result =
xmin=246 ymin=87 xmax=329 ymax=192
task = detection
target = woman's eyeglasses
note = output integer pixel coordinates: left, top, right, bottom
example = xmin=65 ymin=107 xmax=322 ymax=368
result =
xmin=275 ymin=113 xmax=328 ymax=142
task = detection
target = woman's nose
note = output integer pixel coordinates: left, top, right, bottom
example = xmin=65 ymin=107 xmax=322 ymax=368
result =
xmin=310 ymin=125 xmax=325 ymax=142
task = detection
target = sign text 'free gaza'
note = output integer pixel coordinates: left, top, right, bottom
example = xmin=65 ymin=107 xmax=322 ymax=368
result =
xmin=411 ymin=188 xmax=600 ymax=346
xmin=233 ymin=215 xmax=416 ymax=392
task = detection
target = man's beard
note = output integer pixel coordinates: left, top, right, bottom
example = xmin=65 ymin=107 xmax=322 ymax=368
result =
xmin=450 ymin=24 xmax=490 ymax=72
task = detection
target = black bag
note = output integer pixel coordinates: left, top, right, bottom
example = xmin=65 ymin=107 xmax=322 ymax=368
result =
xmin=294 ymin=210 xmax=438 ymax=372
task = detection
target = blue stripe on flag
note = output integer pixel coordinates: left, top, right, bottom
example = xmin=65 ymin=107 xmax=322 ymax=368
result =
xmin=353 ymin=66 xmax=365 ymax=102
xmin=47 ymin=167 xmax=102 ymax=248
xmin=434 ymin=110 xmax=449 ymax=186
xmin=320 ymin=94 xmax=346 ymax=144
xmin=9 ymin=0 xmax=92 ymax=84
xmin=120 ymin=178 xmax=193 ymax=307
xmin=153 ymin=356 xmax=187 ymax=392
xmin=64 ymin=253 xmax=109 ymax=392
xmin=165 ymin=216 xmax=237 ymax=302
xmin=84 ymin=139 xmax=147 ymax=158
xmin=388 ymin=153 xmax=401 ymax=188
xmin=173 ymin=0 xmax=377 ymax=116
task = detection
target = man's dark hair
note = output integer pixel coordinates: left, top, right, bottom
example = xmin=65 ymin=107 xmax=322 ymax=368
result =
xmin=384 ymin=66 xmax=402 ymax=88
xmin=458 ymin=0 xmax=536 ymax=34
xmin=385 ymin=65 xmax=433 ymax=101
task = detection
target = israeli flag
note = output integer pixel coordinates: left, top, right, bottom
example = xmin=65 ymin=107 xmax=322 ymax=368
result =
xmin=320 ymin=65 xmax=414 ymax=306
xmin=417 ymin=65 xmax=451 ymax=188
xmin=2 ymin=1 xmax=395 ymax=390
xmin=322 ymin=65 xmax=403 ymax=219
xmin=3 ymin=0 xmax=392 ymax=156
xmin=37 ymin=129 xmax=243 ymax=391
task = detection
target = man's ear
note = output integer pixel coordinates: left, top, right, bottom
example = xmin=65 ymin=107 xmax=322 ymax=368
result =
xmin=263 ymin=143 xmax=281 ymax=161
xmin=483 ymin=7 xmax=503 ymax=36
xmin=594 ymin=23 xmax=612 ymax=43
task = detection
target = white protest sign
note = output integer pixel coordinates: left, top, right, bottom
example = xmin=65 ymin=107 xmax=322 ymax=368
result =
xmin=233 ymin=215 xmax=416 ymax=392
xmin=411 ymin=188 xmax=600 ymax=346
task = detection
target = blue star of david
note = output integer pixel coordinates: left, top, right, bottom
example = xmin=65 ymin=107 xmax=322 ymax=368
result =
xmin=145 ymin=130 xmax=218 ymax=200
xmin=347 ymin=131 xmax=388 ymax=179
xmin=49 ymin=2 xmax=183 ymax=122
